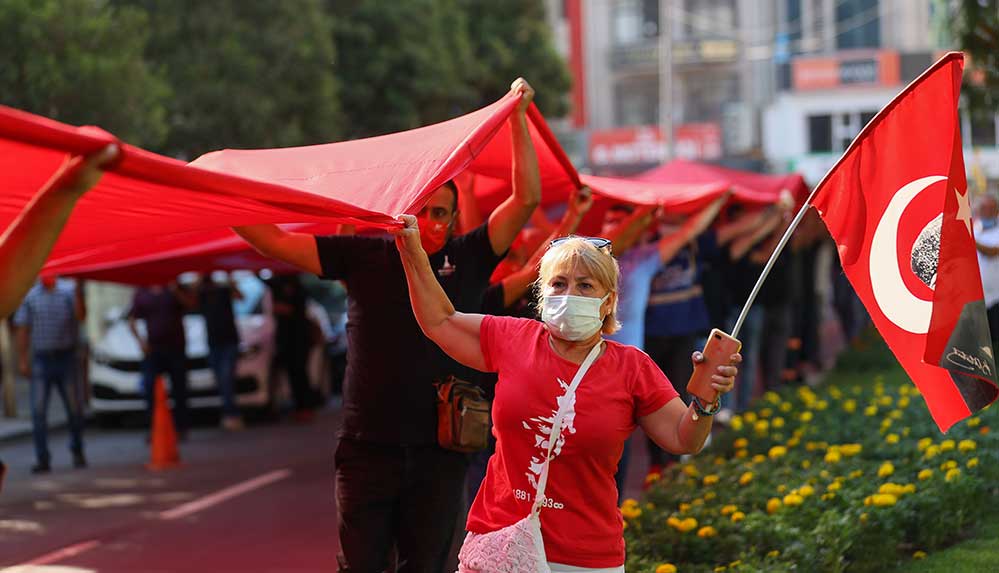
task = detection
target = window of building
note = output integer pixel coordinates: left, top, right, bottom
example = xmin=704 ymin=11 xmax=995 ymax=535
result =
xmin=786 ymin=0 xmax=802 ymax=50
xmin=808 ymin=115 xmax=833 ymax=153
xmin=808 ymin=110 xmax=879 ymax=153
xmin=682 ymin=0 xmax=736 ymax=38
xmin=615 ymin=80 xmax=659 ymax=126
xmin=613 ymin=0 xmax=659 ymax=45
xmin=836 ymin=0 xmax=880 ymax=50
xmin=970 ymin=113 xmax=998 ymax=148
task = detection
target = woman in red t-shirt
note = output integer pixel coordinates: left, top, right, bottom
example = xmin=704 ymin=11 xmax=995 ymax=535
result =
xmin=393 ymin=216 xmax=741 ymax=572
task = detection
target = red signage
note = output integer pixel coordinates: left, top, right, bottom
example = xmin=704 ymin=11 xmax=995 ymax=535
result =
xmin=588 ymin=124 xmax=722 ymax=167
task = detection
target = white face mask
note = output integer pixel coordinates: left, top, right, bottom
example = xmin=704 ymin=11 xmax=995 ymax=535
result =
xmin=541 ymin=293 xmax=609 ymax=341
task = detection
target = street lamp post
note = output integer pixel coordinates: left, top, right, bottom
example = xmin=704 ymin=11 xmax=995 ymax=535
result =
xmin=659 ymin=0 xmax=674 ymax=161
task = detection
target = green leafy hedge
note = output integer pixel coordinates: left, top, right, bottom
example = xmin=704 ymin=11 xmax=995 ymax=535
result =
xmin=623 ymin=340 xmax=998 ymax=573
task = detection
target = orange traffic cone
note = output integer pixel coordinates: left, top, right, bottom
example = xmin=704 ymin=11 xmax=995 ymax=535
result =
xmin=147 ymin=376 xmax=181 ymax=470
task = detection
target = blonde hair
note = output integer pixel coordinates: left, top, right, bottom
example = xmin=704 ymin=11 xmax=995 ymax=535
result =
xmin=536 ymin=237 xmax=621 ymax=335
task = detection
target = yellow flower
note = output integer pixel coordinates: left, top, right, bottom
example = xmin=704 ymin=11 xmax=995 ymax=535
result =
xmin=820 ymin=470 xmax=831 ymax=479
xmin=924 ymin=445 xmax=941 ymax=459
xmin=841 ymin=444 xmax=862 ymax=456
xmin=958 ymin=439 xmax=977 ymax=453
xmin=860 ymin=512 xmax=869 ymax=524
xmin=821 ymin=492 xmax=836 ymax=501
xmin=798 ymin=485 xmax=815 ymax=497
xmin=945 ymin=468 xmax=962 ymax=482
xmin=733 ymin=437 xmax=748 ymax=449
xmin=667 ymin=516 xmax=682 ymax=529
xmin=780 ymin=402 xmax=792 ymax=413
xmin=777 ymin=484 xmax=787 ymax=493
xmin=799 ymin=411 xmax=814 ymax=423
xmin=656 ymin=565 xmax=678 ymax=573
xmin=766 ymin=550 xmax=780 ymax=558
xmin=885 ymin=433 xmax=900 ymax=444
xmin=703 ymin=474 xmax=720 ymax=486
xmin=880 ymin=418 xmax=893 ymax=430
xmin=767 ymin=497 xmax=782 ymax=514
xmin=786 ymin=436 xmax=800 ymax=448
xmin=772 ymin=417 xmax=786 ymax=429
xmin=783 ymin=493 xmax=804 ymax=506
xmin=913 ymin=551 xmax=927 ymax=560
xmin=843 ymin=399 xmax=857 ymax=413
xmin=739 ymin=471 xmax=754 ymax=486
xmin=714 ymin=456 xmax=726 ymax=466
xmin=768 ymin=446 xmax=788 ymax=460
xmin=917 ymin=437 xmax=933 ymax=451
xmin=743 ymin=412 xmax=758 ymax=423
xmin=827 ymin=481 xmax=842 ymax=492
xmin=918 ymin=469 xmax=934 ymax=481
xmin=815 ymin=400 xmax=829 ymax=411
xmin=697 ymin=525 xmax=718 ymax=538
xmin=731 ymin=511 xmax=746 ymax=523
xmin=679 ymin=502 xmax=692 ymax=513
xmin=850 ymin=469 xmax=864 ymax=479
xmin=730 ymin=416 xmax=744 ymax=431
xmin=825 ymin=450 xmax=842 ymax=463
xmin=646 ymin=472 xmax=662 ymax=485
xmin=940 ymin=439 xmax=956 ymax=452
xmin=878 ymin=395 xmax=893 ymax=407
xmin=683 ymin=465 xmax=700 ymax=477
xmin=868 ymin=493 xmax=898 ymax=507
xmin=621 ymin=505 xmax=642 ymax=519
xmin=735 ymin=449 xmax=749 ymax=459
xmin=714 ymin=567 xmax=727 ymax=573
xmin=940 ymin=460 xmax=957 ymax=471
xmin=678 ymin=517 xmax=698 ymax=533
xmin=864 ymin=405 xmax=878 ymax=417
xmin=879 ymin=483 xmax=911 ymax=496
xmin=705 ymin=492 xmax=717 ymax=501
xmin=692 ymin=498 xmax=705 ymax=506
xmin=878 ymin=462 xmax=895 ymax=478
xmin=764 ymin=391 xmax=780 ymax=404
xmin=967 ymin=416 xmax=981 ymax=428
xmin=968 ymin=457 xmax=979 ymax=468
xmin=752 ymin=454 xmax=767 ymax=464
xmin=801 ymin=460 xmax=812 ymax=469
xmin=729 ymin=561 xmax=742 ymax=569
xmin=721 ymin=504 xmax=738 ymax=516
xmin=760 ymin=407 xmax=773 ymax=418
xmin=754 ymin=420 xmax=770 ymax=434
xmin=898 ymin=395 xmax=911 ymax=408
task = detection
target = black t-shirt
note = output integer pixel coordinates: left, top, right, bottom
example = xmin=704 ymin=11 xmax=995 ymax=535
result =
xmin=130 ymin=289 xmax=186 ymax=352
xmin=268 ymin=275 xmax=309 ymax=346
xmin=315 ymin=223 xmax=503 ymax=445
xmin=199 ymin=283 xmax=239 ymax=348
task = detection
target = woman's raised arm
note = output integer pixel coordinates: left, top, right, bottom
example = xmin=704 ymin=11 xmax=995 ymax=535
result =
xmin=393 ymin=215 xmax=490 ymax=372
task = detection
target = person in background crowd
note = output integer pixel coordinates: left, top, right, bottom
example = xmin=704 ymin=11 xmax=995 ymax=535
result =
xmin=232 ymin=79 xmax=541 ymax=573
xmin=0 ymin=145 xmax=116 ymax=491
xmin=391 ymin=217 xmax=740 ymax=572
xmin=266 ymin=274 xmax=316 ymax=420
xmin=129 ymin=282 xmax=197 ymax=440
xmin=601 ymin=195 xmax=728 ymax=499
xmin=198 ymin=271 xmax=245 ymax=431
xmin=973 ymin=193 xmax=999 ymax=354
xmin=14 ymin=277 xmax=88 ymax=474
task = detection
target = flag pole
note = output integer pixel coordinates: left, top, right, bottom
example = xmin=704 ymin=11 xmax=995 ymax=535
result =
xmin=731 ymin=189 xmax=818 ymax=339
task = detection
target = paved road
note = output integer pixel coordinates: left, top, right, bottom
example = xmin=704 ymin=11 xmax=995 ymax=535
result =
xmin=0 ymin=408 xmax=342 ymax=572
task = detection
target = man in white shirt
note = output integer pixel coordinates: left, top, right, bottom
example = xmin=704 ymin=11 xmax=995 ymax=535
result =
xmin=974 ymin=193 xmax=999 ymax=350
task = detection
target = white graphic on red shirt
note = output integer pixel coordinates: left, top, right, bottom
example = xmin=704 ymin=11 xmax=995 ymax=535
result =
xmin=523 ymin=377 xmax=577 ymax=491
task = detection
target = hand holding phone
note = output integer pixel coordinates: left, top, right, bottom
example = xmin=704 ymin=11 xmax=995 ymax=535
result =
xmin=688 ymin=329 xmax=742 ymax=403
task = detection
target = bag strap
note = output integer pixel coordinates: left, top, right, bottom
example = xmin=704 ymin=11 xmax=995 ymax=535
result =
xmin=531 ymin=340 xmax=603 ymax=517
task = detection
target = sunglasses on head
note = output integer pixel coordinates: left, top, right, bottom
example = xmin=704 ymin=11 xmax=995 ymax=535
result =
xmin=549 ymin=236 xmax=613 ymax=254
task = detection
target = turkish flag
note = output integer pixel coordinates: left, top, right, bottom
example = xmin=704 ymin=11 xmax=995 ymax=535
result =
xmin=812 ymin=52 xmax=998 ymax=432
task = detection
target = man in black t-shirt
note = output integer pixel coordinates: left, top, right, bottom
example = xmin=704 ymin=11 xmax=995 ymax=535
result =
xmin=233 ymin=79 xmax=541 ymax=573
xmin=198 ymin=273 xmax=244 ymax=430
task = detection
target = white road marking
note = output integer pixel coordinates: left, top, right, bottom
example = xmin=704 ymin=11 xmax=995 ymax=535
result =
xmin=158 ymin=469 xmax=292 ymax=521
xmin=21 ymin=539 xmax=101 ymax=566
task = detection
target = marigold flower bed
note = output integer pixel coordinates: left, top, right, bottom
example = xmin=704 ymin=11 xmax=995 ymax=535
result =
xmin=623 ymin=342 xmax=998 ymax=573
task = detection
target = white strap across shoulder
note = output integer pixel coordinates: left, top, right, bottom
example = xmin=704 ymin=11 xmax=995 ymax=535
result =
xmin=531 ymin=340 xmax=603 ymax=516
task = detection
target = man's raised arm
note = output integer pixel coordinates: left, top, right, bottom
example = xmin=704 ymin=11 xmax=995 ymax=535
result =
xmin=232 ymin=225 xmax=322 ymax=276
xmin=487 ymin=78 xmax=542 ymax=257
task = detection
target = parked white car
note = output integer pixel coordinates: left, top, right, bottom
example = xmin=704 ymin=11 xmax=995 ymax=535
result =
xmin=88 ymin=274 xmax=331 ymax=419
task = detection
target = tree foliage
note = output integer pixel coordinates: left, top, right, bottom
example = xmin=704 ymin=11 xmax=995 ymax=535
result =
xmin=0 ymin=0 xmax=169 ymax=147
xmin=954 ymin=0 xmax=999 ymax=117
xmin=134 ymin=0 xmax=342 ymax=159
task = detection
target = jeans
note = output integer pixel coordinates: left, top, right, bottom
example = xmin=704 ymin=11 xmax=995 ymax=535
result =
xmin=140 ymin=349 xmax=190 ymax=434
xmin=208 ymin=343 xmax=239 ymax=417
xmin=724 ymin=306 xmax=764 ymax=412
xmin=31 ymin=349 xmax=84 ymax=465
xmin=334 ymin=438 xmax=467 ymax=573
